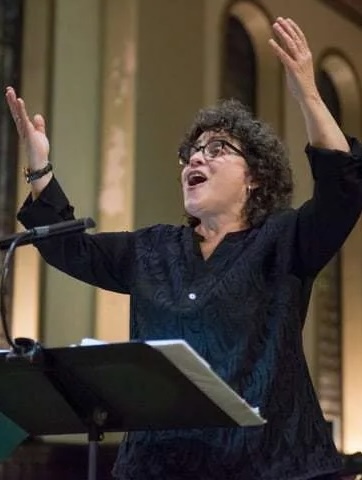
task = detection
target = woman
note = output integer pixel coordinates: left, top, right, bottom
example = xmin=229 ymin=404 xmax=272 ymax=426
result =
xmin=7 ymin=17 xmax=360 ymax=480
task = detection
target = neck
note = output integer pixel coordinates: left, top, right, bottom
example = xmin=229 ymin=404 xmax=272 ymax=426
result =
xmin=195 ymin=213 xmax=248 ymax=241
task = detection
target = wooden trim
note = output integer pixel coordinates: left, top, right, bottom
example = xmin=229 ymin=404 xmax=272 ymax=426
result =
xmin=319 ymin=0 xmax=362 ymax=26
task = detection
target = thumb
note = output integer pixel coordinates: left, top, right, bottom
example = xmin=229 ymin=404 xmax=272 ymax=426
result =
xmin=33 ymin=114 xmax=46 ymax=134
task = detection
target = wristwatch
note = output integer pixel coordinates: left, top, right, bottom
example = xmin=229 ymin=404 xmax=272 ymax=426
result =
xmin=23 ymin=163 xmax=53 ymax=183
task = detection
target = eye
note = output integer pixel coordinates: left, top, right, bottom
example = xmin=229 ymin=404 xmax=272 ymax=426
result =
xmin=206 ymin=140 xmax=223 ymax=158
xmin=178 ymin=146 xmax=193 ymax=165
xmin=189 ymin=145 xmax=198 ymax=158
xmin=180 ymin=145 xmax=198 ymax=165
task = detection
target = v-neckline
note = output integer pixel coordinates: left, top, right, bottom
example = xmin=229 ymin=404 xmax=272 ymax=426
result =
xmin=189 ymin=227 xmax=252 ymax=264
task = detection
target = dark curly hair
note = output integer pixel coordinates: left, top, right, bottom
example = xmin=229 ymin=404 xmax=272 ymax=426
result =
xmin=178 ymin=99 xmax=293 ymax=227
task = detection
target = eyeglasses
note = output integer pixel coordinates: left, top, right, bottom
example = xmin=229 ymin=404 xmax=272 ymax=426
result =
xmin=178 ymin=139 xmax=244 ymax=166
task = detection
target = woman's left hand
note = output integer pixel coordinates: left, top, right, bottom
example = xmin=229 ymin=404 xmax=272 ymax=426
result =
xmin=269 ymin=17 xmax=319 ymax=104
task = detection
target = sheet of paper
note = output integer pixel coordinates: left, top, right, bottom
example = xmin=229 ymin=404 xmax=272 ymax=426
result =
xmin=147 ymin=339 xmax=265 ymax=427
xmin=79 ymin=337 xmax=266 ymax=427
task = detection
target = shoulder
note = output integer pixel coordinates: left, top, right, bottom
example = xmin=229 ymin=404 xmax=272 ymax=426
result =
xmin=260 ymin=208 xmax=299 ymax=236
xmin=247 ymin=209 xmax=301 ymax=262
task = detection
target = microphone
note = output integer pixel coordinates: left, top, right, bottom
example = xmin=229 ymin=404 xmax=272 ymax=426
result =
xmin=0 ymin=217 xmax=96 ymax=250
xmin=0 ymin=217 xmax=96 ymax=356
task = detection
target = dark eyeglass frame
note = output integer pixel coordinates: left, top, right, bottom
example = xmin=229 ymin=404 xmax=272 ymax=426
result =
xmin=178 ymin=138 xmax=245 ymax=166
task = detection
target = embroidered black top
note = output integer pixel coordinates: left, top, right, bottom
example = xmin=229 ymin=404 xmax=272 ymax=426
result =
xmin=17 ymin=138 xmax=362 ymax=480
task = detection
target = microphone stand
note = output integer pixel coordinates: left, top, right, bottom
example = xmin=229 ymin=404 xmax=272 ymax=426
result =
xmin=0 ymin=217 xmax=108 ymax=479
xmin=0 ymin=230 xmax=41 ymax=360
xmin=0 ymin=218 xmax=96 ymax=360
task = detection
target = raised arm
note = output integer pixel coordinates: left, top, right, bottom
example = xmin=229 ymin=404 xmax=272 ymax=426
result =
xmin=5 ymin=86 xmax=52 ymax=199
xmin=6 ymin=86 xmax=135 ymax=294
xmin=269 ymin=18 xmax=362 ymax=277
xmin=268 ymin=17 xmax=349 ymax=152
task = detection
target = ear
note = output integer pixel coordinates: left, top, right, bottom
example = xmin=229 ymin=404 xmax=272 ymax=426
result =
xmin=246 ymin=174 xmax=259 ymax=190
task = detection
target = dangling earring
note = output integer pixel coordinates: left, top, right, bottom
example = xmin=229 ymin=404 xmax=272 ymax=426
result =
xmin=247 ymin=185 xmax=252 ymax=197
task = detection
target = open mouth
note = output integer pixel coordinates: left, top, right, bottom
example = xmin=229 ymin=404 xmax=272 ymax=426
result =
xmin=187 ymin=170 xmax=208 ymax=187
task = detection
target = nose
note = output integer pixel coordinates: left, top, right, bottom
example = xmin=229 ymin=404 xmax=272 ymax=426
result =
xmin=188 ymin=149 xmax=206 ymax=167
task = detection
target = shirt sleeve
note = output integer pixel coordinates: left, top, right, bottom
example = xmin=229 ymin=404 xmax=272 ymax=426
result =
xmin=294 ymin=135 xmax=362 ymax=277
xmin=17 ymin=177 xmax=135 ymax=294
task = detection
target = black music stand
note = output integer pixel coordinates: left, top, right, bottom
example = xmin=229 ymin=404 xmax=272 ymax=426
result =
xmin=0 ymin=341 xmax=264 ymax=480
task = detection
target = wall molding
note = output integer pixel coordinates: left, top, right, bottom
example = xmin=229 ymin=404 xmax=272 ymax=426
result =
xmin=320 ymin=0 xmax=362 ymax=26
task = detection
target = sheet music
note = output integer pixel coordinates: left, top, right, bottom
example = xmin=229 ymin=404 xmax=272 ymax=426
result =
xmin=147 ymin=339 xmax=265 ymax=427
xmin=79 ymin=337 xmax=266 ymax=427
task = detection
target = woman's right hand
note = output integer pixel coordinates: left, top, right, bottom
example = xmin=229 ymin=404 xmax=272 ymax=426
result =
xmin=5 ymin=86 xmax=50 ymax=170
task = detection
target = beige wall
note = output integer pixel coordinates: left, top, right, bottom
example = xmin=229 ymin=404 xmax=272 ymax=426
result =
xmin=42 ymin=0 xmax=101 ymax=347
xmin=134 ymin=0 xmax=204 ymax=228
xmin=13 ymin=0 xmax=362 ymax=451
xmin=14 ymin=0 xmax=103 ymax=347
xmin=94 ymin=0 xmax=137 ymax=344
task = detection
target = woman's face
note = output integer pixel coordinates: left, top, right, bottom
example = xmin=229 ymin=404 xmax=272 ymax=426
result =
xmin=181 ymin=131 xmax=252 ymax=222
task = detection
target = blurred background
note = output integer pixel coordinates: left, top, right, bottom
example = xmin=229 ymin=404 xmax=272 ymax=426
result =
xmin=1 ymin=0 xmax=362 ymax=478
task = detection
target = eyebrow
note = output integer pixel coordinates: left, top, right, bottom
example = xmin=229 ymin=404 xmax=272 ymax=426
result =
xmin=194 ymin=135 xmax=231 ymax=147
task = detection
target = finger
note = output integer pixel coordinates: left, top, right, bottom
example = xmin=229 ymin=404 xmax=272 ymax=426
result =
xmin=17 ymin=98 xmax=34 ymax=136
xmin=272 ymin=22 xmax=300 ymax=59
xmin=280 ymin=18 xmax=304 ymax=49
xmin=5 ymin=86 xmax=17 ymax=102
xmin=273 ymin=19 xmax=298 ymax=43
xmin=5 ymin=87 xmax=22 ymax=124
xmin=6 ymin=97 xmax=29 ymax=139
xmin=286 ymin=18 xmax=308 ymax=45
xmin=4 ymin=88 xmax=32 ymax=140
xmin=33 ymin=114 xmax=46 ymax=134
xmin=17 ymin=98 xmax=30 ymax=122
xmin=268 ymin=38 xmax=295 ymax=69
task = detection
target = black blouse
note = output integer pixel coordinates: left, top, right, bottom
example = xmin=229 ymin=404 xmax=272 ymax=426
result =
xmin=18 ymin=138 xmax=362 ymax=480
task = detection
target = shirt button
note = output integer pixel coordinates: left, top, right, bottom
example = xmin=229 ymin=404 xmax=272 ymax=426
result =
xmin=188 ymin=293 xmax=197 ymax=300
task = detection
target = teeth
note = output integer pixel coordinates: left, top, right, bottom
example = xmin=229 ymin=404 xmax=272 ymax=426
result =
xmin=188 ymin=171 xmax=207 ymax=186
